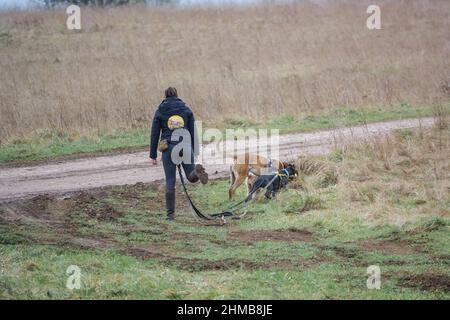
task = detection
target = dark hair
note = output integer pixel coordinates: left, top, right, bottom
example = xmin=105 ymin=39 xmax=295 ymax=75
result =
xmin=165 ymin=87 xmax=178 ymax=98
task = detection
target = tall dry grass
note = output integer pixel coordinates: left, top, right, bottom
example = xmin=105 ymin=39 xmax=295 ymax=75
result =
xmin=289 ymin=118 xmax=449 ymax=225
xmin=0 ymin=0 xmax=449 ymax=142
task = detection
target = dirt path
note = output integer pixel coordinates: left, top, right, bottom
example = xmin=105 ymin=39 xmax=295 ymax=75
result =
xmin=0 ymin=117 xmax=435 ymax=202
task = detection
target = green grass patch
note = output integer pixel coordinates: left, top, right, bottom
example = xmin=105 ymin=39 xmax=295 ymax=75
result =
xmin=1 ymin=178 xmax=448 ymax=299
xmin=0 ymin=126 xmax=448 ymax=299
xmin=0 ymin=127 xmax=149 ymax=164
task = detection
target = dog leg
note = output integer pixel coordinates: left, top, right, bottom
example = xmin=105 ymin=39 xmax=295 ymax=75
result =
xmin=229 ymin=165 xmax=236 ymax=187
xmin=228 ymin=165 xmax=236 ymax=200
xmin=246 ymin=174 xmax=257 ymax=198
xmin=229 ymin=173 xmax=247 ymax=200
xmin=264 ymin=188 xmax=274 ymax=199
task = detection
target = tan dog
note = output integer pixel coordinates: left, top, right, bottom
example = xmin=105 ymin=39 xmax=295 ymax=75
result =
xmin=229 ymin=153 xmax=288 ymax=200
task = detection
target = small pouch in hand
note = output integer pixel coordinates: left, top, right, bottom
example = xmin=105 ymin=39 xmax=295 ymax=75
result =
xmin=157 ymin=139 xmax=169 ymax=152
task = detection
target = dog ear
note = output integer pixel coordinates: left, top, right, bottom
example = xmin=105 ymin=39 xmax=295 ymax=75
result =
xmin=281 ymin=161 xmax=289 ymax=169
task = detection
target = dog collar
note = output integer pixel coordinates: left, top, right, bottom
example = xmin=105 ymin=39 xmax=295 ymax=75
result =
xmin=278 ymin=169 xmax=289 ymax=177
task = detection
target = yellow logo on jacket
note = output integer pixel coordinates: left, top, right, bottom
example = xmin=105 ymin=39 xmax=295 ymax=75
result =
xmin=167 ymin=115 xmax=185 ymax=130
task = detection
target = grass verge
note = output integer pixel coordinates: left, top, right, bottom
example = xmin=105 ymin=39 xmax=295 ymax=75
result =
xmin=0 ymin=124 xmax=448 ymax=299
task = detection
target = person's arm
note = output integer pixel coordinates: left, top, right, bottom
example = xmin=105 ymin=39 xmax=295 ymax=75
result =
xmin=149 ymin=110 xmax=161 ymax=160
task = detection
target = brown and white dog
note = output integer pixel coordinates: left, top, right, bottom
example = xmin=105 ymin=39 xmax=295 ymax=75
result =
xmin=228 ymin=153 xmax=290 ymax=200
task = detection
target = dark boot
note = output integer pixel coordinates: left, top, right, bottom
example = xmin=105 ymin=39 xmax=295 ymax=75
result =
xmin=188 ymin=164 xmax=209 ymax=185
xmin=165 ymin=190 xmax=175 ymax=221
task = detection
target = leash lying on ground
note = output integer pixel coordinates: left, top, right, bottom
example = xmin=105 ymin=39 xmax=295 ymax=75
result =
xmin=177 ymin=165 xmax=235 ymax=221
xmin=177 ymin=165 xmax=280 ymax=222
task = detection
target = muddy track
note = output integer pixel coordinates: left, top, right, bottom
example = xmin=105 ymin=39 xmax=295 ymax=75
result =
xmin=0 ymin=117 xmax=435 ymax=202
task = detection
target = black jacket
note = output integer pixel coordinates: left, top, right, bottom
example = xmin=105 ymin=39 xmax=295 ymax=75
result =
xmin=149 ymin=97 xmax=198 ymax=159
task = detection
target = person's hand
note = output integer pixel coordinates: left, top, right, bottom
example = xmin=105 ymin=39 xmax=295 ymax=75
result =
xmin=150 ymin=158 xmax=157 ymax=165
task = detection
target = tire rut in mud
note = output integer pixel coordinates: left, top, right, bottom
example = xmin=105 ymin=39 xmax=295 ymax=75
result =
xmin=0 ymin=182 xmax=324 ymax=272
xmin=398 ymin=273 xmax=450 ymax=293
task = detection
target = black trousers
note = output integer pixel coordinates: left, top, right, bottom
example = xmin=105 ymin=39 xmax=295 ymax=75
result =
xmin=161 ymin=144 xmax=197 ymax=192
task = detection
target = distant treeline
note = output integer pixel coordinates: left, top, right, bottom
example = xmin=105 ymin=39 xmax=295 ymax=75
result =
xmin=36 ymin=0 xmax=178 ymax=7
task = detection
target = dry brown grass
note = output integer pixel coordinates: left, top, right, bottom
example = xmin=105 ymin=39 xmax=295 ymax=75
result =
xmin=287 ymin=106 xmax=449 ymax=225
xmin=336 ymin=120 xmax=449 ymax=225
xmin=0 ymin=0 xmax=449 ymax=142
xmin=290 ymin=120 xmax=449 ymax=225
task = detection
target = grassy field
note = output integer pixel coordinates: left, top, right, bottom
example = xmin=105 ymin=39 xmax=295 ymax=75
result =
xmin=1 ymin=0 xmax=449 ymax=144
xmin=1 ymin=124 xmax=448 ymax=299
xmin=0 ymin=103 xmax=436 ymax=164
